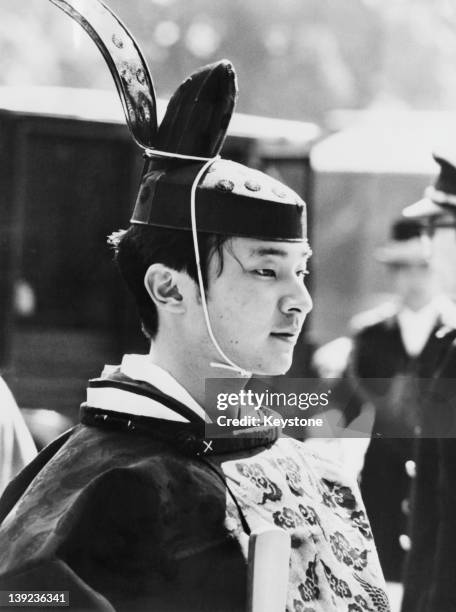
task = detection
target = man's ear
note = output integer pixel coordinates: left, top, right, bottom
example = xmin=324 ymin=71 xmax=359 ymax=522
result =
xmin=144 ymin=264 xmax=186 ymax=313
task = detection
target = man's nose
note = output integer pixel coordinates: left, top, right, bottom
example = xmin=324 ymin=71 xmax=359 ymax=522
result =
xmin=279 ymin=280 xmax=313 ymax=316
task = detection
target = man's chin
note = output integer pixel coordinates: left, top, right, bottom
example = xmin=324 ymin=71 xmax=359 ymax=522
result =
xmin=213 ymin=342 xmax=295 ymax=376
xmin=250 ymin=354 xmax=293 ymax=377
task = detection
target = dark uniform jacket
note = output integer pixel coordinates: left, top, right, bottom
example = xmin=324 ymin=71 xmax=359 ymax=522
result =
xmin=348 ymin=301 xmax=456 ymax=583
xmin=0 ymin=362 xmax=389 ymax=612
xmin=401 ymin=333 xmax=456 ymax=612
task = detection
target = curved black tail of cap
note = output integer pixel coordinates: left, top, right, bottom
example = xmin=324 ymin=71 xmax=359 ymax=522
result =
xmin=157 ymin=59 xmax=238 ymax=158
xmin=49 ymin=0 xmax=158 ymax=149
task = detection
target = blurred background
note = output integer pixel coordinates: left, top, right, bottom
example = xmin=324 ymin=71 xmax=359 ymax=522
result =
xmin=1 ymin=0 xmax=456 ymax=414
xmin=3 ymin=0 xmax=456 ymax=121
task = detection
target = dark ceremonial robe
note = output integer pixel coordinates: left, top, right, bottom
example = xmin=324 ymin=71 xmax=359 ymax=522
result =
xmin=348 ymin=300 xmax=456 ymax=582
xmin=0 ymin=357 xmax=389 ymax=612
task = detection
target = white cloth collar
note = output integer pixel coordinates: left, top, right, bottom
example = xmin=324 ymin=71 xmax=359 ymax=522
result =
xmin=89 ymin=355 xmax=209 ymax=423
xmin=397 ymin=296 xmax=449 ymax=356
xmin=119 ymin=354 xmax=207 ymax=421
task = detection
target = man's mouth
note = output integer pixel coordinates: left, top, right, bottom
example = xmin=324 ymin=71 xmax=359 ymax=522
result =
xmin=270 ymin=331 xmax=299 ymax=343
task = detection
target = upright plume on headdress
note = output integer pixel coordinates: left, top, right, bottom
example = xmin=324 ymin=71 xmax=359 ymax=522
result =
xmin=50 ymin=0 xmax=307 ymax=242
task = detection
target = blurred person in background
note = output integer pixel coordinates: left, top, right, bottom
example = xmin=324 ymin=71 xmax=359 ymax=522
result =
xmin=398 ymin=153 xmax=456 ymax=612
xmin=347 ymin=217 xmax=456 ymax=584
xmin=0 ymin=376 xmax=36 ymax=495
xmin=313 ymin=217 xmax=456 ymax=585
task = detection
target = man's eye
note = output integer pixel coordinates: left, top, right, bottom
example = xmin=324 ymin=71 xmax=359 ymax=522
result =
xmin=254 ymin=269 xmax=276 ymax=277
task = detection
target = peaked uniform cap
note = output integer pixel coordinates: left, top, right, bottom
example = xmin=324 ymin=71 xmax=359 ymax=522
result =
xmin=403 ymin=153 xmax=456 ymax=221
xmin=50 ymin=0 xmax=307 ymax=242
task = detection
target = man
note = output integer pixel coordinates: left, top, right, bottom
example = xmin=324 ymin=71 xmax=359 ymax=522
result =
xmin=347 ymin=217 xmax=456 ymax=583
xmin=399 ymin=153 xmax=456 ymax=612
xmin=0 ymin=2 xmax=389 ymax=610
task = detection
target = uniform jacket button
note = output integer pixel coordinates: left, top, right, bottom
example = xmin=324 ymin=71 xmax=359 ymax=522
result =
xmin=405 ymin=460 xmax=416 ymax=478
xmin=399 ymin=534 xmax=411 ymax=551
xmin=401 ymin=499 xmax=410 ymax=515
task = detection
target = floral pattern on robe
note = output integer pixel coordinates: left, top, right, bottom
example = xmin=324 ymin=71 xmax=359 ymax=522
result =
xmin=220 ymin=436 xmax=390 ymax=612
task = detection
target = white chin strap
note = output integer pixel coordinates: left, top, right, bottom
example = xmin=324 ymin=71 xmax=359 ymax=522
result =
xmin=189 ymin=157 xmax=252 ymax=378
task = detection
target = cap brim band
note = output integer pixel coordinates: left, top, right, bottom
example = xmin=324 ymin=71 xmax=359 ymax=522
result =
xmin=132 ymin=175 xmax=306 ymax=241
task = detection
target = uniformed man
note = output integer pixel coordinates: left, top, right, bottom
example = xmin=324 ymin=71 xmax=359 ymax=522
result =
xmin=399 ymin=153 xmax=456 ymax=612
xmin=347 ymin=217 xmax=456 ymax=583
xmin=0 ymin=2 xmax=389 ymax=611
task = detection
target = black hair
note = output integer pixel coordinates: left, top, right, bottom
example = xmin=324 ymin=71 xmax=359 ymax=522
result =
xmin=109 ymin=225 xmax=228 ymax=339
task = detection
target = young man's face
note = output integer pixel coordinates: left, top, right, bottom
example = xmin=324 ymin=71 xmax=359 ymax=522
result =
xmin=198 ymin=237 xmax=313 ymax=376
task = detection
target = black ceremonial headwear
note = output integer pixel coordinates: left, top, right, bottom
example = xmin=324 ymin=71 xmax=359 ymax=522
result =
xmin=50 ymin=0 xmax=307 ymax=242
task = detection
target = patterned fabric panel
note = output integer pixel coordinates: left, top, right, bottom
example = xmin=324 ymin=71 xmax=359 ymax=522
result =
xmin=220 ymin=437 xmax=390 ymax=612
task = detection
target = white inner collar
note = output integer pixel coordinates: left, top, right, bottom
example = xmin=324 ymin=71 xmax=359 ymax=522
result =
xmin=397 ymin=297 xmax=441 ymax=356
xmin=120 ymin=354 xmax=207 ymax=421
